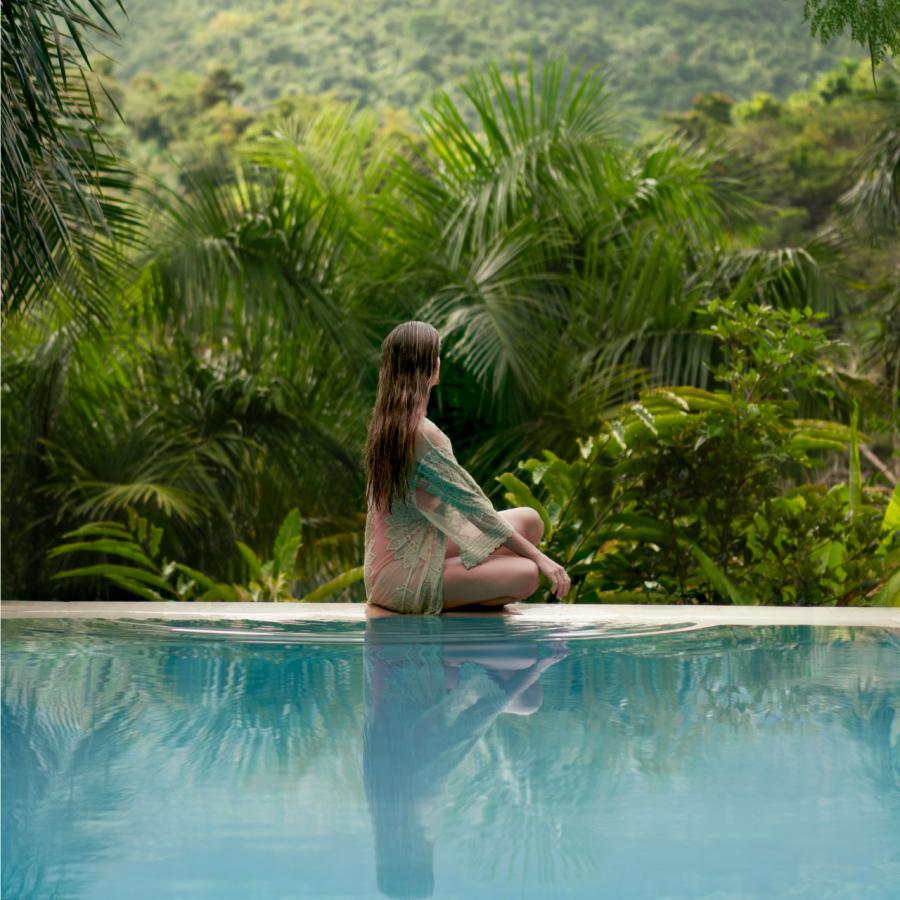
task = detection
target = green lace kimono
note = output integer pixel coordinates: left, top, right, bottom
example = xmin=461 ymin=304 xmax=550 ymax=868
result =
xmin=364 ymin=417 xmax=515 ymax=614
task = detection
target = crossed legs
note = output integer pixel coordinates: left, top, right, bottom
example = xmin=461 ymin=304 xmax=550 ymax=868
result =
xmin=440 ymin=507 xmax=544 ymax=611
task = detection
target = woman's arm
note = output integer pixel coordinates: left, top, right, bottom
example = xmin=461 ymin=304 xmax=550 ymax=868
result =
xmin=501 ymin=528 xmax=543 ymax=563
xmin=503 ymin=523 xmax=570 ymax=598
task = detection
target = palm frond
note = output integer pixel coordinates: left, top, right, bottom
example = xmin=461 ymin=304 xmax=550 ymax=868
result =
xmin=1 ymin=0 xmax=140 ymax=324
xmin=837 ymin=95 xmax=900 ymax=238
xmin=411 ymin=54 xmax=623 ymax=263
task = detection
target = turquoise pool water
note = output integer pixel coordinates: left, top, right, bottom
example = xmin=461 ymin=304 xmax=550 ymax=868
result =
xmin=2 ymin=616 xmax=899 ymax=899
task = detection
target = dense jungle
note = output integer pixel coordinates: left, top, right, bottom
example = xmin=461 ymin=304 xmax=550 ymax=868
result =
xmin=2 ymin=0 xmax=898 ymax=605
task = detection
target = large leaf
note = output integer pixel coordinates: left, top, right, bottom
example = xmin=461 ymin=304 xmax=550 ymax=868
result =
xmin=685 ymin=541 xmax=750 ymax=605
xmin=872 ymin=567 xmax=900 ymax=608
xmin=662 ymin=386 xmax=735 ymax=412
xmin=300 ymin=566 xmax=364 ymax=602
xmin=836 ymin=96 xmax=900 ymax=236
xmin=199 ymin=583 xmax=241 ymax=602
xmin=49 ymin=562 xmax=172 ymax=593
xmin=59 ymin=520 xmax=132 ymax=540
xmin=496 ymin=472 xmax=552 ymax=536
xmin=235 ymin=541 xmax=263 ymax=581
xmin=172 ymin=562 xmax=219 ymax=591
xmin=104 ymin=573 xmax=167 ymax=602
xmin=47 ymin=538 xmax=155 ymax=569
xmin=271 ymin=507 xmax=302 ymax=580
xmin=882 ymin=482 xmax=900 ymax=533
xmin=848 ymin=400 xmax=862 ymax=516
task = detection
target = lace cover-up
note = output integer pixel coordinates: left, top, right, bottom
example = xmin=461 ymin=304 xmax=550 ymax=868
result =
xmin=364 ymin=418 xmax=515 ymax=614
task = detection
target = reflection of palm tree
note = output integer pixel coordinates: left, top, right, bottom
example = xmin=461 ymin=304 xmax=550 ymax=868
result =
xmin=361 ymin=616 xmax=567 ymax=899
xmin=1 ymin=618 xmax=365 ymax=897
xmin=832 ymin=673 xmax=899 ymax=795
xmin=2 ymin=621 xmax=148 ymax=899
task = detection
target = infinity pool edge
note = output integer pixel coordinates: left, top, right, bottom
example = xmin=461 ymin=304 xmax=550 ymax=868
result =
xmin=2 ymin=600 xmax=898 ymax=628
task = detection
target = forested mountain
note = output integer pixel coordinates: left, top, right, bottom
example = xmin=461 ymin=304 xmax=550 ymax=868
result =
xmin=99 ymin=0 xmax=856 ymax=129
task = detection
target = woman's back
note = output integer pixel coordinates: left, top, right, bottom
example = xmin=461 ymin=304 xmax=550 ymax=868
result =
xmin=363 ymin=417 xmax=514 ymax=614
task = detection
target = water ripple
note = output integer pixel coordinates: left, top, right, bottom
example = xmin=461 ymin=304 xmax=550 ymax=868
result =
xmin=132 ymin=616 xmax=709 ymax=645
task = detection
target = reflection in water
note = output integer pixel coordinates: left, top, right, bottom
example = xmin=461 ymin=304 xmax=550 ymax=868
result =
xmin=362 ymin=616 xmax=568 ymax=898
xmin=1 ymin=618 xmax=898 ymax=898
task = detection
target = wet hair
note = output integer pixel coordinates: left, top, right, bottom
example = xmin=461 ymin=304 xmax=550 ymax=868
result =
xmin=365 ymin=321 xmax=440 ymax=514
xmin=372 ymin=812 xmax=435 ymax=899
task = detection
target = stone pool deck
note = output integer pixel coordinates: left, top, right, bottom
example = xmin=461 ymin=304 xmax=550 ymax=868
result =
xmin=2 ymin=601 xmax=898 ymax=628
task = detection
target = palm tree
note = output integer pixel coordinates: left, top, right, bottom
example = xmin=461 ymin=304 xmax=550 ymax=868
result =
xmin=837 ymin=91 xmax=900 ymax=237
xmin=377 ymin=55 xmax=839 ymax=472
xmin=1 ymin=0 xmax=141 ymax=332
xmin=835 ymin=91 xmax=900 ymax=435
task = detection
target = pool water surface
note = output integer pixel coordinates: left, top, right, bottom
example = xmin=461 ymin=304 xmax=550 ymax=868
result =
xmin=2 ymin=616 xmax=898 ymax=899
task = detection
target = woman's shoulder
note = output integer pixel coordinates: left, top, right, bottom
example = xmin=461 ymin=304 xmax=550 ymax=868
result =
xmin=415 ymin=417 xmax=452 ymax=458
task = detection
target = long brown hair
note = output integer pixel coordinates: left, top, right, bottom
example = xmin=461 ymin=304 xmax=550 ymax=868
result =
xmin=365 ymin=321 xmax=440 ymax=514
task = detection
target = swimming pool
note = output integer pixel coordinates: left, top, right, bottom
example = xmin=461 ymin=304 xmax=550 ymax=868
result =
xmin=3 ymin=612 xmax=899 ymax=899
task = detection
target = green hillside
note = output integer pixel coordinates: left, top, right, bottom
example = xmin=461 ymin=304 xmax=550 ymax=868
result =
xmin=100 ymin=0 xmax=857 ymax=129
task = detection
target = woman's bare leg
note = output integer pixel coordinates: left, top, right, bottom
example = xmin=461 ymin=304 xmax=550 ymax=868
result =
xmin=442 ymin=594 xmax=521 ymax=611
xmin=440 ymin=507 xmax=545 ymax=610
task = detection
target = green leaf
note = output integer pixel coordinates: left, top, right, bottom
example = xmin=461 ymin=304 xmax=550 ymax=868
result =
xmin=607 ymin=512 xmax=670 ymax=542
xmin=148 ymin=525 xmax=164 ymax=559
xmin=538 ymin=460 xmax=578 ymax=508
xmin=47 ymin=539 xmax=155 ymax=569
xmin=577 ymin=522 xmax=669 ymax=549
xmin=666 ymin=386 xmax=734 ymax=412
xmin=848 ymin=400 xmax=862 ymax=515
xmin=496 ymin=473 xmax=552 ymax=535
xmin=300 ymin=566 xmax=365 ymax=602
xmin=60 ymin=521 xmax=132 ymax=540
xmin=686 ymin=542 xmax=749 ymax=604
xmin=872 ymin=567 xmax=900 ymax=607
xmin=811 ymin=539 xmax=847 ymax=572
xmin=788 ymin=436 xmax=847 ymax=453
xmin=50 ymin=563 xmax=173 ymax=593
xmin=172 ymin=562 xmax=218 ymax=591
xmin=630 ymin=402 xmax=658 ymax=435
xmin=272 ymin=508 xmax=302 ymax=579
xmin=105 ymin=574 xmax=167 ymax=602
xmin=235 ymin=541 xmax=263 ymax=580
xmin=789 ymin=418 xmax=858 ymax=442
xmin=199 ymin=583 xmax=241 ymax=602
xmin=641 ymin=387 xmax=690 ymax=412
xmin=881 ymin=482 xmax=899 ymax=534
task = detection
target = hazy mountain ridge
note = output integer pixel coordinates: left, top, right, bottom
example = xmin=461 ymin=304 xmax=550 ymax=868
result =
xmin=99 ymin=0 xmax=857 ymax=127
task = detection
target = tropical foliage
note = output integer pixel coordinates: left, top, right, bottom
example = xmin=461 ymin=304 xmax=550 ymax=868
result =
xmin=498 ymin=299 xmax=899 ymax=606
xmin=665 ymin=57 xmax=899 ymax=431
xmin=799 ymin=0 xmax=900 ymax=76
xmin=48 ymin=506 xmax=363 ymax=601
xmin=1 ymin=0 xmax=140 ymax=328
xmin=1 ymin=0 xmax=896 ymax=606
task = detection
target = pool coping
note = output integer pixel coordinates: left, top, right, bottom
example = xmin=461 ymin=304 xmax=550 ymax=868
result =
xmin=2 ymin=601 xmax=898 ymax=628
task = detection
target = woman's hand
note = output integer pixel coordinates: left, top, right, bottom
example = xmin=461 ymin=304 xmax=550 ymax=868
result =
xmin=536 ymin=552 xmax=571 ymax=600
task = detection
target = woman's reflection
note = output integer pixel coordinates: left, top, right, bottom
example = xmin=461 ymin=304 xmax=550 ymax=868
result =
xmin=362 ymin=607 xmax=568 ymax=899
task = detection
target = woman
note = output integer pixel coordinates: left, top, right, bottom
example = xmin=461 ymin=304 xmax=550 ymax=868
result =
xmin=363 ymin=321 xmax=570 ymax=614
